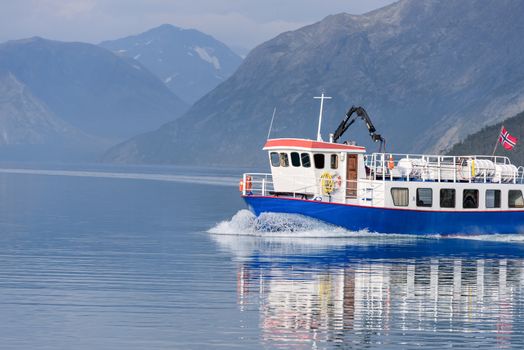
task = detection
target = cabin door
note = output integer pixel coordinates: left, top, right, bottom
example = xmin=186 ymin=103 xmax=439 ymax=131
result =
xmin=346 ymin=155 xmax=358 ymax=198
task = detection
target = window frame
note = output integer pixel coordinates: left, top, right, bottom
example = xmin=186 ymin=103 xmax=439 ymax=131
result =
xmin=391 ymin=187 xmax=409 ymax=207
xmin=301 ymin=153 xmax=311 ymax=168
xmin=508 ymin=190 xmax=524 ymax=208
xmin=416 ymin=188 xmax=433 ymax=207
xmin=463 ymin=189 xmax=479 ymax=209
xmin=313 ymin=153 xmax=325 ymax=169
xmin=270 ymin=152 xmax=280 ymax=167
xmin=485 ymin=189 xmax=501 ymax=209
xmin=440 ymin=188 xmax=456 ymax=208
xmin=290 ymin=152 xmax=301 ymax=167
xmin=279 ymin=152 xmax=289 ymax=167
xmin=330 ymin=154 xmax=338 ymax=169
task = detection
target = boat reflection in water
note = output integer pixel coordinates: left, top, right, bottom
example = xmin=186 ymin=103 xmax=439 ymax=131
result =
xmin=212 ymin=232 xmax=524 ymax=348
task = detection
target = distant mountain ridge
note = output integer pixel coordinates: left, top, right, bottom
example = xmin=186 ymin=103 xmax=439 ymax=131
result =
xmin=0 ymin=71 xmax=90 ymax=144
xmin=0 ymin=37 xmax=188 ymax=160
xmin=0 ymin=71 xmax=105 ymax=160
xmin=100 ymin=24 xmax=243 ymax=104
xmin=104 ymin=0 xmax=524 ymax=167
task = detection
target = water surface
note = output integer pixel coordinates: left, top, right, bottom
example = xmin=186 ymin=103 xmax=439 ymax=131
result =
xmin=0 ymin=165 xmax=523 ymax=349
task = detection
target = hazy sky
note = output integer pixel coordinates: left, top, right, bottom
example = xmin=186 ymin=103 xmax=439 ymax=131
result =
xmin=0 ymin=0 xmax=397 ymax=50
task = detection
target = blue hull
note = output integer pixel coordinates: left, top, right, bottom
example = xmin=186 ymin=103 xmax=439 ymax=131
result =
xmin=243 ymin=195 xmax=524 ymax=235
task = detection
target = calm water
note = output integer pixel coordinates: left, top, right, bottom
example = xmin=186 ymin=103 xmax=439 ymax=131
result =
xmin=0 ymin=166 xmax=524 ymax=349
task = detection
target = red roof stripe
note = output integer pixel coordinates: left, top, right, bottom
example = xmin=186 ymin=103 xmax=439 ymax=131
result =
xmin=263 ymin=138 xmax=366 ymax=151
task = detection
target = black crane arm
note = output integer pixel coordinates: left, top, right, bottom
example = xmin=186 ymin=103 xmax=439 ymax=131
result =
xmin=332 ymin=106 xmax=385 ymax=146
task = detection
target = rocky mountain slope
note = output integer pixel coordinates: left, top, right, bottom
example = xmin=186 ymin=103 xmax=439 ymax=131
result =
xmin=0 ymin=71 xmax=105 ymax=160
xmin=448 ymin=110 xmax=524 ymax=165
xmin=100 ymin=24 xmax=242 ymax=104
xmin=104 ymin=0 xmax=524 ymax=167
xmin=0 ymin=37 xmax=188 ymax=160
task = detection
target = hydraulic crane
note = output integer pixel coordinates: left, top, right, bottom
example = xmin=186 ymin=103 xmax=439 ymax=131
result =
xmin=332 ymin=106 xmax=386 ymax=152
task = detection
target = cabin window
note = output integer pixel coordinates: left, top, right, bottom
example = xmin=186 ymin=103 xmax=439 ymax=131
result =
xmin=279 ymin=152 xmax=289 ymax=167
xmin=416 ymin=188 xmax=432 ymax=207
xmin=301 ymin=153 xmax=311 ymax=168
xmin=330 ymin=154 xmax=338 ymax=169
xmin=270 ymin=152 xmax=280 ymax=167
xmin=314 ymin=154 xmax=325 ymax=169
xmin=440 ymin=189 xmax=455 ymax=208
xmin=486 ymin=190 xmax=501 ymax=208
xmin=391 ymin=188 xmax=409 ymax=207
xmin=508 ymin=190 xmax=524 ymax=208
xmin=463 ymin=189 xmax=479 ymax=209
xmin=290 ymin=152 xmax=301 ymax=167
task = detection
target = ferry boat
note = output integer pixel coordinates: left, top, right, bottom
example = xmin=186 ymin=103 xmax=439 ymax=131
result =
xmin=240 ymin=95 xmax=524 ymax=235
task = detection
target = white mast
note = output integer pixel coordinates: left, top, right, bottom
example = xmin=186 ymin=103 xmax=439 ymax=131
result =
xmin=314 ymin=92 xmax=332 ymax=142
xmin=267 ymin=107 xmax=277 ymax=140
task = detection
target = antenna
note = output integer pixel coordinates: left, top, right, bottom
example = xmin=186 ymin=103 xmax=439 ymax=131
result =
xmin=314 ymin=93 xmax=332 ymax=141
xmin=267 ymin=107 xmax=277 ymax=140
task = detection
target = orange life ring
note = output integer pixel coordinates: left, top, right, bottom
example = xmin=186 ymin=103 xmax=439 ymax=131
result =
xmin=239 ymin=180 xmax=244 ymax=192
xmin=245 ymin=176 xmax=252 ymax=191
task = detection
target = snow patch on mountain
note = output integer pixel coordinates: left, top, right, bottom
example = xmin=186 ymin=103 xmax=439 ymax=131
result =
xmin=164 ymin=73 xmax=179 ymax=84
xmin=193 ymin=46 xmax=221 ymax=70
xmin=99 ymin=24 xmax=242 ymax=104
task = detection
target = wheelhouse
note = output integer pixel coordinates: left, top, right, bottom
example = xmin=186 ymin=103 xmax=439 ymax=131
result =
xmin=263 ymin=138 xmax=365 ymax=201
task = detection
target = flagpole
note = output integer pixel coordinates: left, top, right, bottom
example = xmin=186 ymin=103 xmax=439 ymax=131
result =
xmin=492 ymin=125 xmax=503 ymax=156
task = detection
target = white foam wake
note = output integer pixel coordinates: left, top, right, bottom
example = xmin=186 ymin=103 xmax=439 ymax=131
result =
xmin=0 ymin=168 xmax=237 ymax=187
xmin=208 ymin=209 xmax=401 ymax=238
xmin=210 ymin=210 xmax=524 ymax=243
xmin=208 ymin=210 xmax=419 ymax=259
xmin=451 ymin=234 xmax=524 ymax=243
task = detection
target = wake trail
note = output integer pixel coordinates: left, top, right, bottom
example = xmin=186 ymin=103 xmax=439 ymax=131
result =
xmin=210 ymin=210 xmax=524 ymax=242
xmin=0 ymin=168 xmax=237 ymax=187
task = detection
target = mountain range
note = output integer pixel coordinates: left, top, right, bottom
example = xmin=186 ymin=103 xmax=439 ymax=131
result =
xmin=100 ymin=24 xmax=243 ymax=104
xmin=103 ymin=0 xmax=524 ymax=167
xmin=0 ymin=37 xmax=189 ymax=160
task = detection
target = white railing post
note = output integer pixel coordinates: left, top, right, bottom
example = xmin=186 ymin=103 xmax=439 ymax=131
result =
xmin=469 ymin=157 xmax=472 ymax=183
xmin=382 ymin=153 xmax=385 ymax=182
xmin=243 ymin=173 xmax=246 ymax=196
xmin=406 ymin=154 xmax=410 ymax=182
xmin=437 ymin=156 xmax=441 ymax=182
xmin=453 ymin=156 xmax=457 ymax=183
xmin=262 ymin=178 xmax=266 ymax=196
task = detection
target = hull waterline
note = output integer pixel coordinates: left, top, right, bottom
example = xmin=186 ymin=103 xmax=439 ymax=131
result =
xmin=243 ymin=195 xmax=524 ymax=235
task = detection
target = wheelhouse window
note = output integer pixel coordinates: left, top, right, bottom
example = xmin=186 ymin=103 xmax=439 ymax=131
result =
xmin=314 ymin=154 xmax=325 ymax=169
xmin=391 ymin=188 xmax=409 ymax=207
xmin=290 ymin=152 xmax=301 ymax=167
xmin=416 ymin=188 xmax=432 ymax=207
xmin=508 ymin=190 xmax=524 ymax=208
xmin=279 ymin=152 xmax=289 ymax=167
xmin=463 ymin=189 xmax=479 ymax=209
xmin=270 ymin=152 xmax=280 ymax=167
xmin=330 ymin=154 xmax=338 ymax=169
xmin=486 ymin=189 xmax=501 ymax=208
xmin=301 ymin=153 xmax=311 ymax=168
xmin=440 ymin=189 xmax=455 ymax=208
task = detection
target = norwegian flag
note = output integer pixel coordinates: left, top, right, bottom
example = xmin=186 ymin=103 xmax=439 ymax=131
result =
xmin=499 ymin=126 xmax=518 ymax=150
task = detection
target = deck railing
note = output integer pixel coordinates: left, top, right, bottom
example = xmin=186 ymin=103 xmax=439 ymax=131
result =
xmin=241 ymin=173 xmax=274 ymax=196
xmin=366 ymin=153 xmax=523 ymax=184
xmin=242 ymin=173 xmax=385 ymax=205
xmin=242 ymin=173 xmax=319 ymax=198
